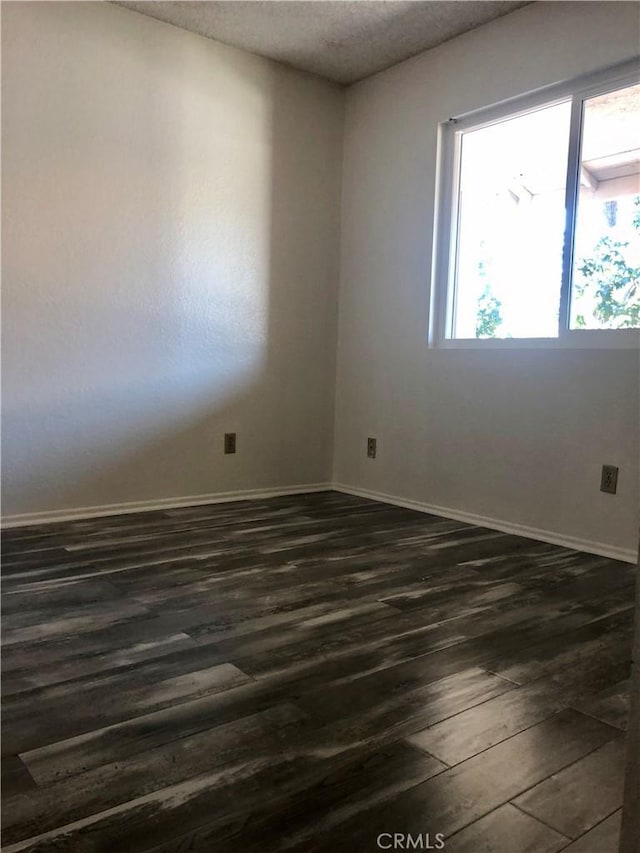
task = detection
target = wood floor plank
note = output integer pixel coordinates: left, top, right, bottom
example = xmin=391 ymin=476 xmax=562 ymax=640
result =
xmin=406 ymin=654 xmax=631 ymax=766
xmin=512 ymin=737 xmax=626 ymax=838
xmin=558 ymin=810 xmax=622 ymax=853
xmin=297 ymin=666 xmax=515 ymax=748
xmin=152 ymin=709 xmax=621 ymax=853
xmin=1 ymin=756 xmax=36 ymax=800
xmin=17 ymin=664 xmax=506 ymax=789
xmin=197 ymin=741 xmax=446 ymax=853
xmin=1 ymin=491 xmax=634 ymax=853
xmin=444 ymin=803 xmax=569 ymax=853
xmin=1 ymin=612 xmax=206 ymax=678
xmin=3 ymin=703 xmax=307 ymax=846
xmin=292 ymin=710 xmax=619 ymax=853
xmin=3 ymin=661 xmax=253 ymax=755
xmin=571 ymin=678 xmax=630 ymax=731
xmin=1 ymin=600 xmax=153 ymax=648
xmin=1 ymin=632 xmax=198 ymax=697
xmin=487 ymin=608 xmax=634 ymax=684
xmin=0 ymin=578 xmax=125 ymax=615
xmin=2 ymin=742 xmax=445 ymax=853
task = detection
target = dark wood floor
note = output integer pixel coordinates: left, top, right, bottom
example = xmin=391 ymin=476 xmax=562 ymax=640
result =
xmin=1 ymin=491 xmax=635 ymax=853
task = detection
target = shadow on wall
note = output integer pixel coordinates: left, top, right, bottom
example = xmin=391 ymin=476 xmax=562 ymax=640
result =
xmin=1 ymin=5 xmax=341 ymax=518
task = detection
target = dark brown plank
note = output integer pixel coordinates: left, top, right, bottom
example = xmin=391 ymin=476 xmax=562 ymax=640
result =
xmin=3 ymin=742 xmax=445 ymax=853
xmin=1 ymin=491 xmax=633 ymax=853
xmin=4 ymin=703 xmax=307 ymax=846
xmin=513 ymin=737 xmax=626 ymax=838
xmin=155 ymin=710 xmax=620 ymax=853
xmin=571 ymin=678 xmax=630 ymax=731
xmin=1 ymin=755 xmax=36 ymax=800
xmin=406 ymin=653 xmax=631 ymax=766
xmin=3 ymin=661 xmax=253 ymax=756
xmin=560 ymin=810 xmax=622 ymax=853
xmin=444 ymin=803 xmax=568 ymax=853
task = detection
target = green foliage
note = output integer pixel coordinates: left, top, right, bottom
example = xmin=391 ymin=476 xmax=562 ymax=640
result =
xmin=575 ymin=195 xmax=640 ymax=329
xmin=476 ymin=285 xmax=503 ymax=338
xmin=475 ymin=242 xmax=503 ymax=338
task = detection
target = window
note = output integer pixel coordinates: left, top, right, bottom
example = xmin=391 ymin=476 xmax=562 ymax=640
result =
xmin=432 ymin=61 xmax=640 ymax=346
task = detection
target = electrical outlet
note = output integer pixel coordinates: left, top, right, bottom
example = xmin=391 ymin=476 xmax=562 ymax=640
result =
xmin=224 ymin=433 xmax=236 ymax=454
xmin=367 ymin=437 xmax=377 ymax=459
xmin=600 ymin=464 xmax=618 ymax=494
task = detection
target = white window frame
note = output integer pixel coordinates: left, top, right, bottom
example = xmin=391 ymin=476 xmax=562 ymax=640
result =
xmin=430 ymin=59 xmax=640 ymax=349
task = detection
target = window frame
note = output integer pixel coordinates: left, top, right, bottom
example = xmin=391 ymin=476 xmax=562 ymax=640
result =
xmin=430 ymin=59 xmax=640 ymax=349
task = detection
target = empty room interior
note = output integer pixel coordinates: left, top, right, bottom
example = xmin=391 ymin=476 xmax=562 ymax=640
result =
xmin=2 ymin=1 xmax=640 ymax=851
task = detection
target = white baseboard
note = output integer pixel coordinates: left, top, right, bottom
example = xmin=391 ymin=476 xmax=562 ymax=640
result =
xmin=333 ymin=482 xmax=638 ymax=565
xmin=1 ymin=483 xmax=333 ymax=529
xmin=4 ymin=481 xmax=637 ymax=565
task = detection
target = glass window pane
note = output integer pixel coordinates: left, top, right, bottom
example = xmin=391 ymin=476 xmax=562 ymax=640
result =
xmin=452 ymin=102 xmax=571 ymax=339
xmin=570 ymin=83 xmax=640 ymax=330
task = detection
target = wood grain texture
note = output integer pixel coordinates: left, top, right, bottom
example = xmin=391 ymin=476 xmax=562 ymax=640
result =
xmin=513 ymin=737 xmax=626 ymax=838
xmin=560 ymin=810 xmax=622 ymax=853
xmin=1 ymin=491 xmax=634 ymax=852
xmin=295 ymin=710 xmax=620 ymax=853
xmin=444 ymin=804 xmax=569 ymax=853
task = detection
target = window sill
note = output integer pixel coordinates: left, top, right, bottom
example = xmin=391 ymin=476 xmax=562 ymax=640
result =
xmin=433 ymin=329 xmax=640 ymax=350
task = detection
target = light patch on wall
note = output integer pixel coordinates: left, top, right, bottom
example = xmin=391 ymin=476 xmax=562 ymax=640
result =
xmin=2 ymin=2 xmax=343 ymax=515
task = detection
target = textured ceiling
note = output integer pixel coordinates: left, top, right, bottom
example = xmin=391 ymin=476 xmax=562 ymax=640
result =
xmin=114 ymin=1 xmax=531 ymax=85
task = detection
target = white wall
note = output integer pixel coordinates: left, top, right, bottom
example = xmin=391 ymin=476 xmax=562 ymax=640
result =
xmin=2 ymin=2 xmax=343 ymax=518
xmin=334 ymin=1 xmax=640 ymax=556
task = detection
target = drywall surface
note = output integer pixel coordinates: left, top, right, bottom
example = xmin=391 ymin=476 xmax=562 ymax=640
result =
xmin=334 ymin=1 xmax=640 ymax=553
xmin=2 ymin=2 xmax=343 ymax=517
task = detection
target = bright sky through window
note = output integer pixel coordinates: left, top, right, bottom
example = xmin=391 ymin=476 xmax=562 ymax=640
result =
xmin=453 ymin=102 xmax=571 ymax=339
